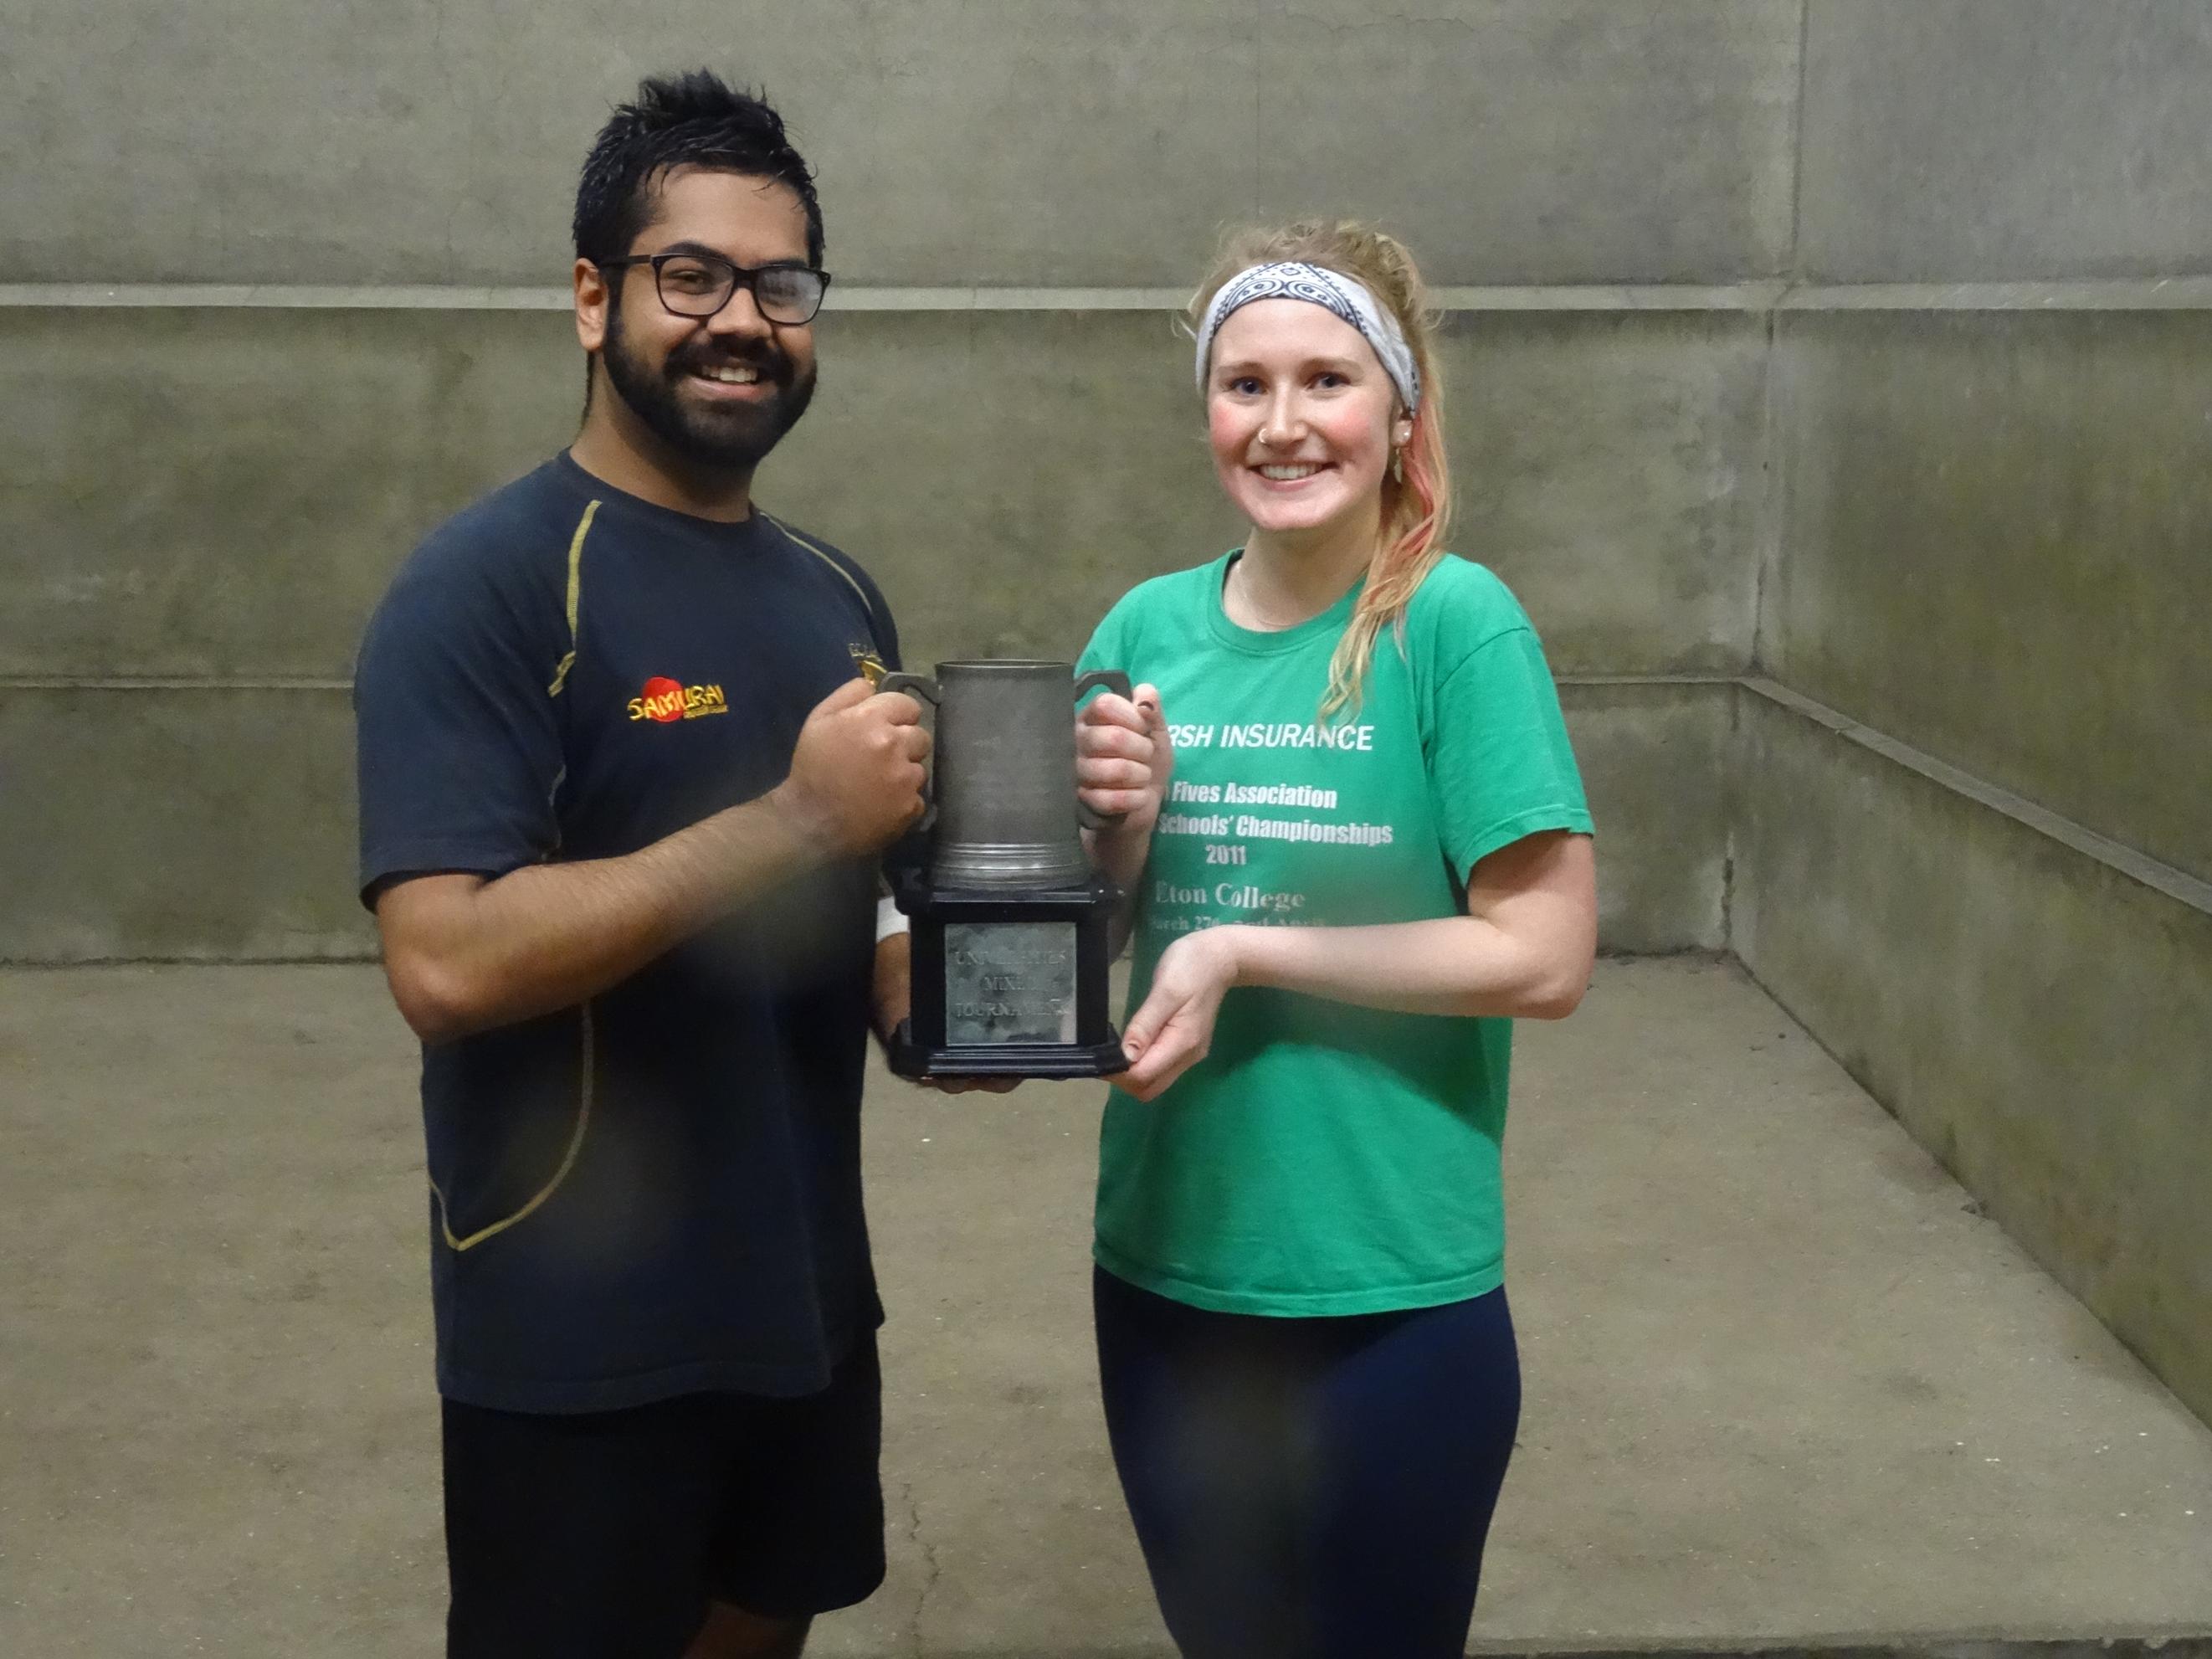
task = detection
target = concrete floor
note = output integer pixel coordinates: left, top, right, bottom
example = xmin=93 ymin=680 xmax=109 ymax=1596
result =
xmin=3 ymin=958 xmax=2208 ymax=1657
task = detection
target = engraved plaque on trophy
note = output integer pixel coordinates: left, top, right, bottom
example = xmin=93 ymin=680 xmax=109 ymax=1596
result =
xmin=880 ymin=660 xmax=1130 ymax=1080
xmin=944 ymin=922 xmax=1080 ymax=1046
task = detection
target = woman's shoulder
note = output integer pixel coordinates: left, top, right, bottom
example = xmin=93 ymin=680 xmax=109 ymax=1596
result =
xmin=1407 ymin=554 xmax=1536 ymax=647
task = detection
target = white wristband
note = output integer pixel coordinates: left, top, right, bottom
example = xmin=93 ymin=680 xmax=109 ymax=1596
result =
xmin=875 ymin=896 xmax=911 ymax=942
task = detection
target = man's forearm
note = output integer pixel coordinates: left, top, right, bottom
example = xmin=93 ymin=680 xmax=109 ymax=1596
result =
xmin=870 ymin=932 xmax=912 ymax=1049
xmin=385 ymin=794 xmax=821 ymax=1042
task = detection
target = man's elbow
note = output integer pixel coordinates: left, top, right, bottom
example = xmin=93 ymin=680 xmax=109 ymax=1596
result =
xmin=383 ymin=952 xmax=491 ymax=1045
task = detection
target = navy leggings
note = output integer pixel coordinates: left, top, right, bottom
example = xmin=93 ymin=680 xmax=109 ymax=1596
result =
xmin=1094 ymin=1266 xmax=1521 ymax=1659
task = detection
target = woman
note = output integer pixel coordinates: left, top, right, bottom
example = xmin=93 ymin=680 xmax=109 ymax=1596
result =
xmin=1072 ymin=223 xmax=1598 ymax=1659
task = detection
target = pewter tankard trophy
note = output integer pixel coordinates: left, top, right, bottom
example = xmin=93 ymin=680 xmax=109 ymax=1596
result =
xmin=880 ymin=660 xmax=1132 ymax=1079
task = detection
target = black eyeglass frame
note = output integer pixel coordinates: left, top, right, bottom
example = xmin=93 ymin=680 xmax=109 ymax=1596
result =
xmin=597 ymin=253 xmax=834 ymax=324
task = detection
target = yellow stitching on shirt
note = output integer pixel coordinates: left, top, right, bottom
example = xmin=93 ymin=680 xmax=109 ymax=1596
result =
xmin=430 ymin=1003 xmax=595 ymax=1251
xmin=547 ymin=500 xmax=600 ymax=697
xmin=764 ymin=512 xmax=872 ymax=614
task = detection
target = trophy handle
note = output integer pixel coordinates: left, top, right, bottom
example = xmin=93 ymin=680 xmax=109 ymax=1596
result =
xmin=878 ymin=670 xmax=940 ymax=707
xmin=877 ymin=672 xmax=941 ymax=831
xmin=1072 ymin=670 xmax=1134 ymax=831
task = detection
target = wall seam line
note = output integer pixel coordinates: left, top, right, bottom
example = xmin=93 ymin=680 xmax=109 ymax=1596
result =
xmin=1787 ymin=0 xmax=1813 ymax=282
xmin=11 ymin=672 xmax=2199 ymax=921
xmin=8 ymin=280 xmax=2212 ymax=313
xmin=1753 ymin=303 xmax=1778 ymax=675
xmin=0 ymin=675 xmax=355 ymax=691
xmin=1739 ymin=677 xmax=2212 ymax=917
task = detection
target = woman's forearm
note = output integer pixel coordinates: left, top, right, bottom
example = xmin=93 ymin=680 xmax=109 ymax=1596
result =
xmin=1220 ymin=914 xmax=1588 ymax=1021
xmin=1217 ymin=828 xmax=1598 ymax=1020
xmin=1108 ymin=834 xmax=1597 ymax=1099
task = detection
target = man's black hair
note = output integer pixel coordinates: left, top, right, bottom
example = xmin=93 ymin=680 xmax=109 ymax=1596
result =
xmin=573 ymin=70 xmax=824 ymax=269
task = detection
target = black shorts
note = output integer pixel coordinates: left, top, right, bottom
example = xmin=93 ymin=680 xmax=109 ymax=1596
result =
xmin=441 ymin=1335 xmax=885 ymax=1659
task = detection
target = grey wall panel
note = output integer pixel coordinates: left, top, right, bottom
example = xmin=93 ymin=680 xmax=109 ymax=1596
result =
xmin=0 ymin=0 xmax=1250 ymax=287
xmin=772 ymin=310 xmax=1238 ymax=674
xmin=1732 ymin=692 xmax=2212 ymax=1426
xmin=1799 ymin=0 xmax=2212 ymax=281
xmin=3 ymin=1 xmax=1798 ymax=286
xmin=0 ymin=688 xmax=371 ymax=962
xmin=0 ymin=683 xmax=1712 ymax=963
xmin=795 ymin=311 xmax=1765 ymax=676
xmin=0 ymin=309 xmax=577 ymax=682
xmin=1250 ymin=0 xmax=1802 ymax=285
xmin=1768 ymin=311 xmax=2212 ymax=883
xmin=1561 ymin=681 xmax=1729 ymax=955
xmin=2 ymin=307 xmax=1761 ymax=681
xmin=1449 ymin=312 xmax=1763 ymax=675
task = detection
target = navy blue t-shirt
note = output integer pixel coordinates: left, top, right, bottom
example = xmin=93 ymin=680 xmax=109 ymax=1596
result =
xmin=354 ymin=453 xmax=900 ymax=1413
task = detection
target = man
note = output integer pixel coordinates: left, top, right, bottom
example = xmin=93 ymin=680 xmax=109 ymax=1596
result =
xmin=354 ymin=70 xmax=929 ymax=1659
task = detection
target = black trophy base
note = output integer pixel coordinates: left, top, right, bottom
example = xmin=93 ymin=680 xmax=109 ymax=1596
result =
xmin=888 ymin=870 xmax=1127 ymax=1081
xmin=889 ymin=1021 xmax=1127 ymax=1081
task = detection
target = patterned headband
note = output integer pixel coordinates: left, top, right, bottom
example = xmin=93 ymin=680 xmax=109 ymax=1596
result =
xmin=1193 ymin=260 xmax=1422 ymax=413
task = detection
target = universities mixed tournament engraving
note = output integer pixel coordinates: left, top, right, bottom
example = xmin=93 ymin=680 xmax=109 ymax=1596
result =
xmin=943 ymin=922 xmax=1080 ymax=1045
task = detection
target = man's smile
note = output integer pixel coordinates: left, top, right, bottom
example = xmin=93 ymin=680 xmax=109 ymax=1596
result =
xmin=675 ymin=353 xmax=783 ymax=402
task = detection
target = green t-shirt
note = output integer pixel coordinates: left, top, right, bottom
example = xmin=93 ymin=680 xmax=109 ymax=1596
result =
xmin=1076 ymin=551 xmax=1593 ymax=1316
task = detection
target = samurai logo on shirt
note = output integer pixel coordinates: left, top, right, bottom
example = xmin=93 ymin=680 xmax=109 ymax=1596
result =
xmin=627 ymin=676 xmax=730 ymax=722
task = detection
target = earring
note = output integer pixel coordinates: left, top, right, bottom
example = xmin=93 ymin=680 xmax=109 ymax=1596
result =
xmin=1390 ymin=447 xmax=1404 ymax=483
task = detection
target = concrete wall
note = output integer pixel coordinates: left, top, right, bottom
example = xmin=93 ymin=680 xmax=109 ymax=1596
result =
xmin=3 ymin=1 xmax=1803 ymax=287
xmin=0 ymin=687 xmax=361 ymax=963
xmin=0 ymin=304 xmax=1750 ymax=960
xmin=1731 ymin=686 xmax=2212 ymax=1428
xmin=1777 ymin=0 xmax=2212 ymax=883
xmin=1742 ymin=1 xmax=2212 ymax=1419
xmin=0 ymin=675 xmax=1731 ymax=965
xmin=0 ymin=306 xmax=1765 ymax=682
xmin=1563 ymin=682 xmax=1730 ymax=955
xmin=5 ymin=0 xmax=1799 ymax=962
xmin=1797 ymin=0 xmax=2212 ymax=282
xmin=1767 ymin=311 xmax=2212 ymax=884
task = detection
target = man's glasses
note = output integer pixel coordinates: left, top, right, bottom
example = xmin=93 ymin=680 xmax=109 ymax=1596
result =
xmin=598 ymin=254 xmax=832 ymax=325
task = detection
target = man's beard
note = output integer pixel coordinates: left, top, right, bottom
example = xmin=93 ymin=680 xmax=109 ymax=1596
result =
xmin=600 ymin=306 xmax=817 ymax=471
